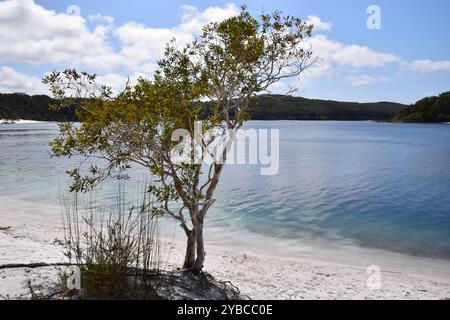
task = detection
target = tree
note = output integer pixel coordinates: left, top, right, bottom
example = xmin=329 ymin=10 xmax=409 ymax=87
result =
xmin=394 ymin=91 xmax=450 ymax=123
xmin=43 ymin=7 xmax=316 ymax=272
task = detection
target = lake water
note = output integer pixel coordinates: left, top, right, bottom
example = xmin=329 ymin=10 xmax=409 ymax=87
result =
xmin=1 ymin=121 xmax=450 ymax=262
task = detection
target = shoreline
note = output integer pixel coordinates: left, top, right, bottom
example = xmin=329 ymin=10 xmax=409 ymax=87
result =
xmin=1 ymin=208 xmax=450 ymax=299
xmin=158 ymin=218 xmax=450 ymax=280
xmin=2 ymin=119 xmax=450 ymax=125
xmin=0 ymin=119 xmax=44 ymax=124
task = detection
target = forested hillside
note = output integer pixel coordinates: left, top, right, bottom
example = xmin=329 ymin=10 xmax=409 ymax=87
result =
xmin=0 ymin=92 xmax=405 ymax=122
xmin=394 ymin=91 xmax=450 ymax=123
xmin=0 ymin=93 xmax=77 ymax=121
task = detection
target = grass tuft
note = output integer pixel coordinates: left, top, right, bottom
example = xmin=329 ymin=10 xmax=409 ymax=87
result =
xmin=60 ymin=188 xmax=161 ymax=299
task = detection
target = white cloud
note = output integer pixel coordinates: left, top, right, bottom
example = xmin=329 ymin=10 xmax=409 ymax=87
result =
xmin=178 ymin=3 xmax=239 ymax=34
xmin=0 ymin=66 xmax=46 ymax=94
xmin=114 ymin=3 xmax=239 ymax=71
xmin=348 ymin=74 xmax=388 ymax=86
xmin=0 ymin=0 xmax=113 ymax=65
xmin=294 ymin=61 xmax=333 ymax=88
xmin=309 ymin=35 xmax=400 ymax=68
xmin=306 ymin=15 xmax=332 ymax=32
xmin=0 ymin=1 xmax=242 ymax=94
xmin=115 ymin=22 xmax=193 ymax=67
xmin=96 ymin=71 xmax=148 ymax=94
xmin=281 ymin=34 xmax=400 ymax=90
xmin=409 ymin=60 xmax=450 ymax=73
xmin=0 ymin=0 xmax=238 ymax=73
xmin=334 ymin=44 xmax=400 ymax=68
xmin=3 ymin=2 xmax=444 ymax=97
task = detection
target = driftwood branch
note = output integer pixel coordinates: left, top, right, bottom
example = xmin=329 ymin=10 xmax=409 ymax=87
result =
xmin=0 ymin=262 xmax=74 ymax=270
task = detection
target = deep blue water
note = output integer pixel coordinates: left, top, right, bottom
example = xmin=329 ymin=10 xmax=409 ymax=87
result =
xmin=1 ymin=121 xmax=450 ymax=259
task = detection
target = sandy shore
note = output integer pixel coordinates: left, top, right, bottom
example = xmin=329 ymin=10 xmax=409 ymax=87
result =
xmin=0 ymin=119 xmax=43 ymax=124
xmin=1 ymin=208 xmax=450 ymax=300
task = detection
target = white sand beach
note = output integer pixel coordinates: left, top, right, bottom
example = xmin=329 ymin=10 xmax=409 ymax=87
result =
xmin=1 ymin=204 xmax=449 ymax=300
xmin=0 ymin=119 xmax=43 ymax=124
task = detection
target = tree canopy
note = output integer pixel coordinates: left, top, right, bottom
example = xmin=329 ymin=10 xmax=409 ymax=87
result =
xmin=43 ymin=7 xmax=319 ymax=272
xmin=394 ymin=91 xmax=450 ymax=123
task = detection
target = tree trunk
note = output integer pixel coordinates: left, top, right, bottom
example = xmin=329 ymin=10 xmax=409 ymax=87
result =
xmin=192 ymin=223 xmax=205 ymax=273
xmin=183 ymin=230 xmax=196 ymax=269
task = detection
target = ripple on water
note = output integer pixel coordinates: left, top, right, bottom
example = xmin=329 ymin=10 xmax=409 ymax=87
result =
xmin=1 ymin=121 xmax=450 ymax=259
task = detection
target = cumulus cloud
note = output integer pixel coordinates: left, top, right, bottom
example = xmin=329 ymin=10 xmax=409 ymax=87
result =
xmin=266 ymin=24 xmax=401 ymax=92
xmin=0 ymin=0 xmax=238 ymax=73
xmin=283 ymin=35 xmax=399 ymax=89
xmin=2 ymin=1 xmax=440 ymax=95
xmin=114 ymin=22 xmax=192 ymax=67
xmin=178 ymin=3 xmax=239 ymax=34
xmin=0 ymin=0 xmax=113 ymax=65
xmin=0 ymin=0 xmax=242 ymax=95
xmin=409 ymin=60 xmax=450 ymax=73
xmin=306 ymin=15 xmax=332 ymax=32
xmin=309 ymin=35 xmax=400 ymax=68
xmin=0 ymin=66 xmax=46 ymax=94
xmin=114 ymin=3 xmax=239 ymax=71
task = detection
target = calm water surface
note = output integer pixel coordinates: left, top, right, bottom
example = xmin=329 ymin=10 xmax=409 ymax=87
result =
xmin=1 ymin=121 xmax=449 ymax=259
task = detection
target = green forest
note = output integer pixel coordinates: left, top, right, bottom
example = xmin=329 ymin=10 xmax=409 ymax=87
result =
xmin=245 ymin=94 xmax=405 ymax=120
xmin=2 ymin=91 xmax=449 ymax=123
xmin=394 ymin=91 xmax=450 ymax=123
xmin=1 ymin=92 xmax=406 ymax=122
xmin=0 ymin=93 xmax=77 ymax=121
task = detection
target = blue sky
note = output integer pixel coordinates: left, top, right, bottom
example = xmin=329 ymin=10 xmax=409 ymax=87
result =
xmin=1 ymin=0 xmax=449 ymax=104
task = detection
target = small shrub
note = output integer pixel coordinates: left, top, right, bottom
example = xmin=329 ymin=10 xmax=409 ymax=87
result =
xmin=60 ymin=188 xmax=161 ymax=299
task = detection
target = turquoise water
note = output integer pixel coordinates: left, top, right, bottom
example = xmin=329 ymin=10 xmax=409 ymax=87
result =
xmin=1 ymin=121 xmax=450 ymax=259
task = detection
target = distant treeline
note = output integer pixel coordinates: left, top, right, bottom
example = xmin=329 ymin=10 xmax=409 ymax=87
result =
xmin=394 ymin=91 xmax=450 ymax=123
xmin=0 ymin=93 xmax=77 ymax=121
xmin=246 ymin=94 xmax=405 ymax=120
xmin=1 ymin=92 xmax=407 ymax=122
